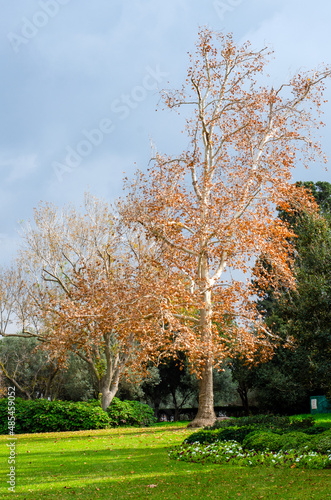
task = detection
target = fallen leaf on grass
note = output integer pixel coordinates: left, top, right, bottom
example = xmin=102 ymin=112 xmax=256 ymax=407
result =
xmin=147 ymin=484 xmax=158 ymax=488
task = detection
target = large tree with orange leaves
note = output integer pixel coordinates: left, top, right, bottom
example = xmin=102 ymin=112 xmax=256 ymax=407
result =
xmin=120 ymin=29 xmax=330 ymax=426
xmin=6 ymin=195 xmax=184 ymax=410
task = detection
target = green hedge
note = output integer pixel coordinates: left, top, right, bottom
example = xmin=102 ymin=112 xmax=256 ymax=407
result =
xmin=184 ymin=424 xmax=260 ymax=445
xmin=185 ymin=414 xmax=331 ymax=449
xmin=0 ymin=397 xmax=156 ymax=434
xmin=242 ymin=429 xmax=331 ymax=453
xmin=207 ymin=414 xmax=315 ymax=432
xmin=242 ymin=431 xmax=311 ymax=452
xmin=187 ymin=427 xmax=331 ymax=454
xmin=106 ymin=398 xmax=156 ymax=426
xmin=0 ymin=398 xmax=110 ymax=434
xmin=310 ymin=430 xmax=331 ymax=454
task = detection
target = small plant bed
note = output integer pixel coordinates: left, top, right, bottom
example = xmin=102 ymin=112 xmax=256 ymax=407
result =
xmin=169 ymin=414 xmax=331 ymax=470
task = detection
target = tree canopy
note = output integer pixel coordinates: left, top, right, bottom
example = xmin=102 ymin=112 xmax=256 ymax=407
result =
xmin=119 ymin=29 xmax=330 ymax=426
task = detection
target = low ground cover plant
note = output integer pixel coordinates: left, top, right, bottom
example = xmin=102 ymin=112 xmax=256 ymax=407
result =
xmin=172 ymin=413 xmax=331 ymax=469
xmin=169 ymin=440 xmax=331 ymax=469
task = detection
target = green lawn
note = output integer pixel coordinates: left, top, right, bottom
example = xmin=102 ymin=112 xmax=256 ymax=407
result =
xmin=1 ymin=420 xmax=331 ymax=499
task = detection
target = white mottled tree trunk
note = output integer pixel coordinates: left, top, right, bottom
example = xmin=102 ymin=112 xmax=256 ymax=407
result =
xmin=188 ymin=254 xmax=216 ymax=428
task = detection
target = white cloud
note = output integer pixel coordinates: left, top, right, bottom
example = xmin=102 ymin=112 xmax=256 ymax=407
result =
xmin=0 ymin=154 xmax=38 ymax=184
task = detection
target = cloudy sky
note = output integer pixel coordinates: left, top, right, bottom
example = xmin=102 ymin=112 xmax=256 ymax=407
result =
xmin=0 ymin=0 xmax=330 ymax=265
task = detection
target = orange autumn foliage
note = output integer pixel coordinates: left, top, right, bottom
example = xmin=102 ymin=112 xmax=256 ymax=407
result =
xmin=119 ymin=29 xmax=330 ymax=426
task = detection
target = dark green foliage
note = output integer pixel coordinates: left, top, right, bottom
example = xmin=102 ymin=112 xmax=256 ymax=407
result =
xmin=207 ymin=414 xmax=293 ymax=431
xmin=239 ymin=181 xmax=331 ymax=412
xmin=242 ymin=431 xmax=284 ymax=451
xmin=0 ymin=396 xmax=156 ymax=434
xmin=0 ymin=337 xmax=58 ymax=400
xmin=243 ymin=429 xmax=331 ymax=453
xmin=289 ymin=416 xmax=315 ymax=430
xmin=207 ymin=424 xmax=261 ymax=443
xmin=184 ymin=429 xmax=221 ymax=445
xmin=303 ymin=425 xmax=330 ymax=435
xmin=185 ymin=414 xmax=329 ymax=448
xmin=296 ymin=181 xmax=331 ymax=216
xmin=141 ymin=356 xmax=198 ymax=419
xmin=0 ymin=398 xmax=110 ymax=434
xmin=184 ymin=425 xmax=261 ymax=444
xmin=57 ymin=355 xmax=96 ymax=401
xmin=106 ymin=397 xmax=156 ymax=427
xmin=277 ymin=432 xmax=312 ymax=450
xmin=238 ymin=355 xmax=310 ymax=415
xmin=310 ymin=430 xmax=331 ymax=454
xmin=184 ymin=415 xmax=331 ymax=453
xmin=0 ymin=337 xmax=96 ymax=401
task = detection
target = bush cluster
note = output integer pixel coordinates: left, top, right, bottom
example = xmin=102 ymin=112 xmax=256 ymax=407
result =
xmin=207 ymin=414 xmax=315 ymax=432
xmin=180 ymin=413 xmax=331 ymax=469
xmin=106 ymin=397 xmax=156 ymax=426
xmin=243 ymin=431 xmax=309 ymax=452
xmin=0 ymin=397 xmax=156 ymax=434
xmin=185 ymin=415 xmax=325 ymax=446
xmin=0 ymin=398 xmax=109 ymax=434
xmin=184 ymin=424 xmax=259 ymax=445
xmin=243 ymin=429 xmax=331 ymax=454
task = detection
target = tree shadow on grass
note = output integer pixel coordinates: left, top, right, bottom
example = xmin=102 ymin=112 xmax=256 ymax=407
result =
xmin=0 ymin=425 xmax=188 ymax=443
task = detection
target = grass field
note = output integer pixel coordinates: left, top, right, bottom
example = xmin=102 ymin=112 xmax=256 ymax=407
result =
xmin=1 ymin=419 xmax=331 ymax=499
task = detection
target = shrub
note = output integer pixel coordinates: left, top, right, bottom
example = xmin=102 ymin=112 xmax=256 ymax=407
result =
xmin=106 ymin=398 xmax=156 ymax=427
xmin=185 ymin=424 xmax=260 ymax=445
xmin=243 ymin=430 xmax=313 ymax=452
xmin=184 ymin=429 xmax=221 ymax=445
xmin=289 ymin=417 xmax=315 ymax=430
xmin=242 ymin=431 xmax=283 ymax=452
xmin=310 ymin=431 xmax=331 ymax=454
xmin=302 ymin=425 xmax=328 ymax=435
xmin=184 ymin=413 xmax=331 ymax=455
xmin=216 ymin=425 xmax=262 ymax=443
xmin=277 ymin=431 xmax=311 ymax=450
xmin=0 ymin=398 xmax=110 ymax=434
xmin=127 ymin=400 xmax=156 ymax=426
xmin=208 ymin=414 xmax=317 ymax=432
xmin=207 ymin=414 xmax=291 ymax=431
